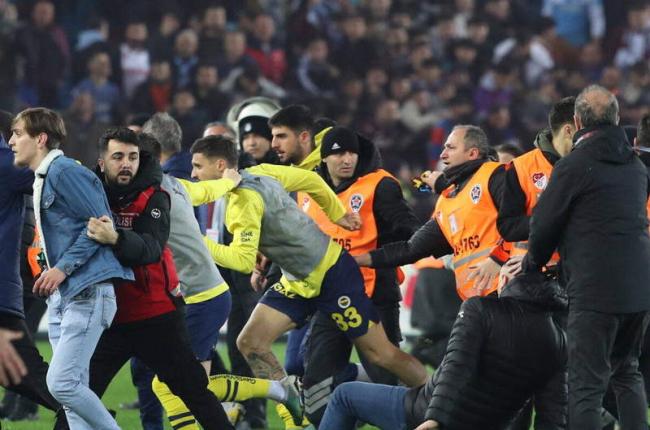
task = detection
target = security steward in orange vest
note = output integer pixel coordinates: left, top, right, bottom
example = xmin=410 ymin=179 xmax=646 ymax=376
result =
xmin=496 ymin=97 xmax=576 ymax=267
xmin=355 ymin=125 xmax=507 ymax=301
xmin=496 ymin=97 xmax=576 ymax=430
xmin=300 ymin=126 xmax=421 ymax=425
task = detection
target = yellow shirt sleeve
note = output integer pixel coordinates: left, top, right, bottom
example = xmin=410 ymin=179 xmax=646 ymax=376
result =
xmin=178 ymin=178 xmax=237 ymax=206
xmin=203 ymin=189 xmax=263 ymax=274
xmin=248 ymin=164 xmax=346 ymax=222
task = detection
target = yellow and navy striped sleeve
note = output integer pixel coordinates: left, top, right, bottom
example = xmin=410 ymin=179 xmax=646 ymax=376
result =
xmin=248 ymin=164 xmax=346 ymax=222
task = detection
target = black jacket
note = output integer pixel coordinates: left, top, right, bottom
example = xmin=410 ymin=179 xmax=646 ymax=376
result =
xmin=404 ymin=273 xmax=567 ymax=430
xmin=319 ymin=134 xmax=420 ymax=304
xmin=96 ymin=151 xmax=171 ymax=267
xmin=497 ymin=129 xmax=561 ymax=242
xmin=523 ymin=125 xmax=650 ymax=313
xmin=370 ymin=159 xmax=505 ymax=268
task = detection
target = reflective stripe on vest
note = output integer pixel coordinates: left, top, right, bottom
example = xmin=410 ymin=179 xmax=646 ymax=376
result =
xmin=511 ymin=149 xmax=559 ymax=264
xmin=434 ymin=161 xmax=501 ymax=301
xmin=299 ymin=169 xmax=396 ymax=297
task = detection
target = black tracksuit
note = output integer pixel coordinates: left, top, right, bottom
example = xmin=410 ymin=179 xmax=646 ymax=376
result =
xmin=302 ymin=135 xmax=421 ymax=425
xmin=523 ymin=125 xmax=650 ymax=430
xmin=403 ymin=273 xmax=567 ymax=430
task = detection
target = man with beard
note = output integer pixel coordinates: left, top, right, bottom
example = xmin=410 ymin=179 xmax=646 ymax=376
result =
xmin=79 ymin=127 xmax=234 ymax=430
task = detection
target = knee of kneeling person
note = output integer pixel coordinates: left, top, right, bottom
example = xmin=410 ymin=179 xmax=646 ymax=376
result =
xmin=363 ymin=344 xmax=399 ymax=368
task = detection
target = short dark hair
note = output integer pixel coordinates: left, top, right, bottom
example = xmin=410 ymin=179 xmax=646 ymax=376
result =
xmin=268 ymin=104 xmax=315 ymax=134
xmin=495 ymin=143 xmax=523 ymax=158
xmin=575 ymin=84 xmax=619 ymax=128
xmin=190 ymin=135 xmax=238 ymax=167
xmin=14 ymin=108 xmax=66 ymax=150
xmin=99 ymin=126 xmax=139 ymax=154
xmin=548 ymin=96 xmax=576 ymax=135
xmin=138 ymin=132 xmax=162 ymax=159
xmin=638 ymin=113 xmax=650 ymax=148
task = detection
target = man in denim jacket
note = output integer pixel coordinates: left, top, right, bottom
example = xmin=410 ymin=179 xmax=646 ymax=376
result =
xmin=8 ymin=107 xmax=133 ymax=430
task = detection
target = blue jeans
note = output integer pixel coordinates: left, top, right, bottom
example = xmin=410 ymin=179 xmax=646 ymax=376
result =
xmin=47 ymin=282 xmax=119 ymax=430
xmin=320 ymin=382 xmax=408 ymax=430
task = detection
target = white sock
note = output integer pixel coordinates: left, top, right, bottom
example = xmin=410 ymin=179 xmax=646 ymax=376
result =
xmin=268 ymin=380 xmax=286 ymax=402
xmin=355 ymin=363 xmax=371 ymax=383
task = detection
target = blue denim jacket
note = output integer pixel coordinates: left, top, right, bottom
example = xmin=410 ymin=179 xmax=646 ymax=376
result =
xmin=39 ymin=155 xmax=133 ymax=299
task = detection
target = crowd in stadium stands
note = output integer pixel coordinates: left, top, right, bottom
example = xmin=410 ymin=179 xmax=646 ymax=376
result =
xmin=0 ymin=0 xmax=647 ymax=178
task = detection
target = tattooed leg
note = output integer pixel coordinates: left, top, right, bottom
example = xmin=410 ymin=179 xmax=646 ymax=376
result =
xmin=237 ymin=303 xmax=296 ymax=380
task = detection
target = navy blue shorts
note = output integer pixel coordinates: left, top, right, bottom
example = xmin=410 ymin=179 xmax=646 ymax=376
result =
xmin=184 ymin=290 xmax=232 ymax=361
xmin=260 ymin=251 xmax=378 ymax=340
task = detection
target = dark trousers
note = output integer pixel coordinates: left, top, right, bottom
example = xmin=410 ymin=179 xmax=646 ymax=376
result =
xmin=302 ymin=302 xmax=402 ymax=425
xmin=225 ymin=270 xmax=266 ymax=427
xmin=0 ymin=313 xmax=60 ymax=412
xmin=568 ymin=309 xmax=650 ymax=430
xmin=55 ymin=310 xmax=233 ymax=430
xmin=130 ymin=357 xmax=163 ymax=430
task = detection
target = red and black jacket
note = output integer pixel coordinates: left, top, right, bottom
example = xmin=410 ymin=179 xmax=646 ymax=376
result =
xmin=99 ymin=152 xmax=179 ymax=324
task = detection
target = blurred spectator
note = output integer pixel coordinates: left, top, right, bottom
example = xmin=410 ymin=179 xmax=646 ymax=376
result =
xmin=542 ymin=0 xmax=605 ymax=47
xmin=481 ymin=104 xmax=520 ymax=148
xmin=245 ymin=13 xmax=287 ymax=85
xmin=333 ymin=13 xmax=380 ymax=78
xmin=578 ymin=40 xmax=604 ymax=82
xmin=170 ymin=89 xmax=206 ymax=151
xmin=400 ymin=87 xmax=441 ymax=133
xmin=219 ymin=62 xmax=286 ymax=105
xmin=0 ymin=0 xmax=18 ymax=111
xmin=430 ymin=12 xmax=458 ymax=60
xmin=535 ymin=16 xmax=578 ymax=68
xmin=613 ymin=2 xmax=650 ymax=69
xmin=474 ymin=63 xmax=515 ymax=117
xmin=117 ymin=21 xmax=150 ymax=98
xmin=216 ymin=29 xmax=256 ymax=81
xmin=130 ymin=57 xmax=173 ymax=114
xmin=149 ymin=10 xmax=181 ymax=60
xmin=296 ymin=37 xmax=339 ymax=98
xmin=172 ymin=29 xmax=199 ymax=89
xmin=192 ymin=63 xmax=231 ymax=122
xmin=198 ymin=5 xmax=227 ymax=60
xmin=16 ymin=0 xmax=70 ymax=107
xmin=483 ymin=0 xmax=517 ymax=46
xmin=453 ymin=0 xmax=476 ymax=37
xmin=71 ymin=15 xmax=110 ymax=84
xmin=62 ymin=92 xmax=108 ymax=168
xmin=72 ymin=51 xmax=121 ymax=123
xmin=493 ymin=29 xmax=554 ymax=86
xmin=599 ymin=64 xmax=622 ymax=94
xmin=521 ymin=76 xmax=561 ymax=139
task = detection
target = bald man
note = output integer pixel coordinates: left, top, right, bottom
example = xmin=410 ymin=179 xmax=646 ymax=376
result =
xmin=522 ymin=85 xmax=650 ymax=430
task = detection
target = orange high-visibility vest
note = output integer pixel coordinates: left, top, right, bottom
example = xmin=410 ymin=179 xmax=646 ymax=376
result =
xmin=27 ymin=226 xmax=43 ymax=278
xmin=299 ymin=169 xmax=401 ymax=297
xmin=434 ymin=161 xmax=501 ymax=300
xmin=510 ymin=148 xmax=560 ymax=264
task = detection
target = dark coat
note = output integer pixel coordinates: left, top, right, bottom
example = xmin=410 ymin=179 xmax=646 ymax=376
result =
xmin=0 ymin=148 xmax=33 ymax=318
xmin=404 ymin=273 xmax=567 ymax=430
xmin=523 ymin=125 xmax=650 ymax=313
